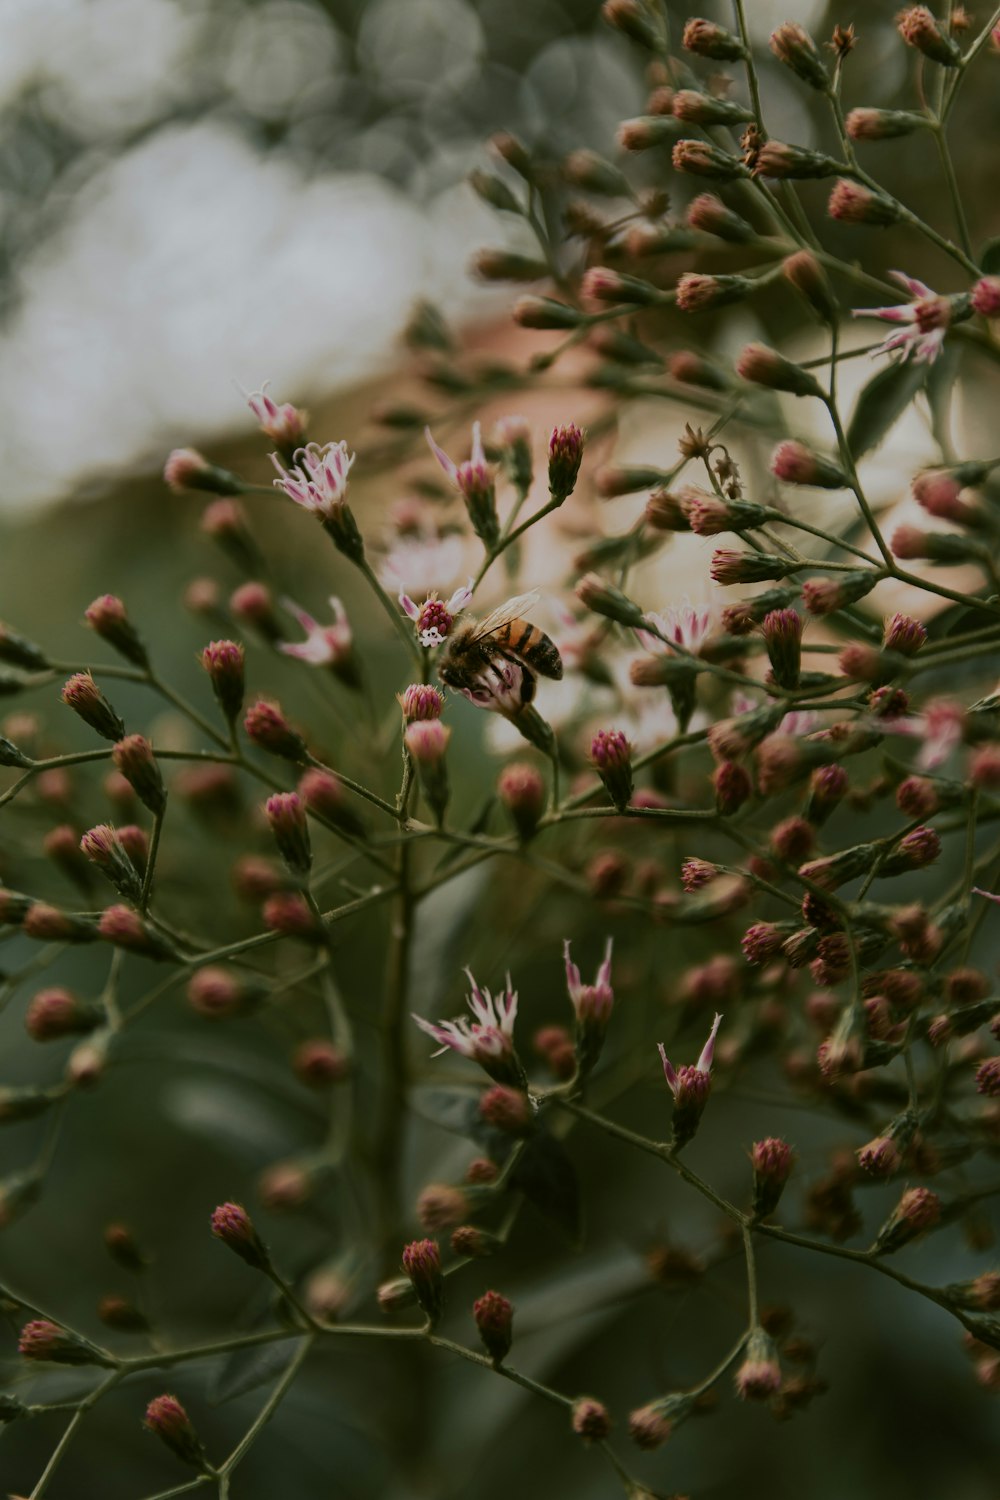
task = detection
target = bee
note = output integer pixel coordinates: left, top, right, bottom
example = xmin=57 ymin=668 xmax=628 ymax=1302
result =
xmin=438 ymin=592 xmax=563 ymax=713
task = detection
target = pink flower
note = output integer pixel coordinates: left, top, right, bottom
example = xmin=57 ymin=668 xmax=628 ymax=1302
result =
xmin=880 ymin=697 xmax=964 ymax=769
xmin=278 ymin=597 xmax=352 ymax=667
xmin=636 ymin=599 xmax=714 ymax=656
xmin=658 ymin=1012 xmax=722 ymax=1096
xmin=246 ymin=382 xmax=306 ymax=447
xmin=564 ymin=938 xmax=614 ymax=1024
xmin=425 ymin=420 xmax=488 ymax=489
xmin=271 ymin=440 xmax=355 ymax=519
xmin=380 ymin=528 xmax=467 ymax=599
xmin=852 ymin=271 xmax=951 ymax=363
xmin=413 ymin=970 xmax=520 ymax=1077
xmin=400 ymin=583 xmax=474 ymax=648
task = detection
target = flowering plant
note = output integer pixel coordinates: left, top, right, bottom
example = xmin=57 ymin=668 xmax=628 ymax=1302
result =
xmin=4 ymin=6 xmax=1000 ymax=1496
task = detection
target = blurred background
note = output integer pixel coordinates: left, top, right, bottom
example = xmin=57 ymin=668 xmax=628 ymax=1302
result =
xmin=3 ymin=1 xmax=1000 ymax=1497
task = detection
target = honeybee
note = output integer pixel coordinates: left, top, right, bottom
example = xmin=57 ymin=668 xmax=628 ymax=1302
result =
xmin=438 ymin=592 xmax=563 ymax=713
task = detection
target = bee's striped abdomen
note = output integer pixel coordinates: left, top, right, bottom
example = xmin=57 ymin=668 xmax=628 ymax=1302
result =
xmin=496 ymin=619 xmax=563 ymax=680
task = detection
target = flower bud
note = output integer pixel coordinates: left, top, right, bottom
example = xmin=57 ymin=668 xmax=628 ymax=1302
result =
xmin=187 ymin=967 xmax=262 ymax=1019
xmin=590 ymin=729 xmax=632 ymax=810
xmin=98 ymin=1295 xmax=149 ymax=1332
xmin=628 ymin=1394 xmax=694 ymax=1449
xmin=474 ymin=1290 xmax=513 ymax=1364
xmin=298 ymin=768 xmax=365 ymax=838
xmin=513 ymin=296 xmax=584 ymax=330
xmin=264 ymin=792 xmax=312 ymax=876
xmin=164 ymin=448 xmax=241 ymax=495
xmin=98 ymin=905 xmax=176 ymax=960
xmin=617 ymin=114 xmax=679 ymax=151
xmin=713 ymin=760 xmax=752 ymax=815
xmin=897 ymin=6 xmax=961 ymax=64
xmin=801 ymin=572 xmax=879 ymax=616
xmin=671 ymin=140 xmax=746 ymax=180
xmin=576 ymin=573 xmax=645 ymax=627
xmin=883 ymin=613 xmax=927 ymax=656
xmin=25 ymin=987 xmax=99 ymax=1042
xmin=497 ymin=762 xmax=545 ymax=841
xmin=398 ymin=684 xmax=444 ymax=722
xmin=685 ymin=192 xmax=755 ymax=243
xmin=735 ymin=1328 xmax=783 ymax=1400
xmin=451 ymin=1224 xmax=500 ymax=1257
xmin=143 ymin=1394 xmax=209 ymax=1469
xmin=80 ymin=825 xmax=143 ymax=903
xmin=471 ymin=248 xmax=549 ymax=282
xmin=891 ymin=526 xmax=985 ymax=564
xmin=263 ymin=892 xmax=325 ymax=942
xmin=581 ymin=267 xmax=661 ymax=306
xmin=200 ymin=641 xmax=245 ymax=725
xmin=595 ymin=464 xmax=668 ymax=497
xmin=736 ymin=343 xmax=823 ymax=398
xmin=782 ymin=250 xmax=838 ymax=322
xmin=107 ymin=734 xmax=165 ymax=816
xmin=548 ymin=423 xmax=585 ymax=501
xmin=710 ymin=550 xmax=792 ymax=586
xmin=671 ymin=90 xmax=753 ymax=126
xmin=769 ymin=21 xmax=829 ymax=88
xmin=401 ymin=1238 xmax=445 ymax=1324
xmin=571 ymin=1397 xmax=612 ymax=1441
xmin=771 ymin=441 xmax=848 ymax=489
xmin=755 ymin=142 xmax=840 ymax=180
xmin=210 ymin=1201 xmax=271 ymax=1270
xmin=846 ymin=107 xmax=926 ymax=140
xmin=416 ymin=1185 xmax=469 ymax=1230
xmin=405 ymin=720 xmax=451 ymax=824
xmin=602 ymin=0 xmax=661 ymax=48
xmin=230 ymin=581 xmax=285 ymax=642
xmin=828 ymin=179 xmax=904 ymax=225
xmin=22 ymin=902 xmax=98 ymax=943
xmin=563 ymin=149 xmax=631 ymax=196
xmin=751 ymin=1138 xmax=795 ymax=1219
xmin=874 ymin=1185 xmax=942 ymax=1254
xmin=881 ymin=825 xmax=941 ymax=875
xmin=761 ymin=609 xmax=803 ymax=689
xmin=294 ymin=1039 xmax=349 ymax=1087
xmin=84 ymin=595 xmax=149 ymax=668
xmin=61 ymin=673 xmax=125 ymax=742
xmin=972 ymin=277 xmax=1000 ymax=317
xmin=682 ymin=17 xmax=746 ymax=59
xmin=243 ymin=698 xmax=307 ymax=761
xmin=975 ymin=1058 xmax=1000 ymax=1096
xmin=18 ymin=1319 xmax=106 ymax=1365
xmin=0 ymin=623 xmax=48 ymax=671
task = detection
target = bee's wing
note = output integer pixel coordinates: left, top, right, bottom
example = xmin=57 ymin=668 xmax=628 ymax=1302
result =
xmin=467 ymin=591 xmax=541 ymax=642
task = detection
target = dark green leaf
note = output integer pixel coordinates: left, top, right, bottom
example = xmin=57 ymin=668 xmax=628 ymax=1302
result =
xmin=926 ymin=341 xmax=961 ymax=456
xmin=980 ymin=237 xmax=1000 ymax=275
xmin=210 ymin=1336 xmax=301 ymax=1405
xmin=846 ymin=358 xmax=927 ymax=459
xmin=511 ymin=1131 xmax=582 ymax=1241
xmin=411 ymin=1085 xmax=483 ymax=1138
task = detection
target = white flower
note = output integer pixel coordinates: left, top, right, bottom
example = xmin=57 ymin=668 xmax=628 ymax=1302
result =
xmin=413 ymin=971 xmax=518 ymax=1060
xmin=636 ymin=599 xmax=715 ymax=656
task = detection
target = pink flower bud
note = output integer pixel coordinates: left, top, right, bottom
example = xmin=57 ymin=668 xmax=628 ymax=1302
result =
xmin=828 ymin=179 xmax=904 ymax=226
xmin=293 ymin=1039 xmax=349 ymax=1087
xmin=897 ymin=5 xmax=961 ymax=64
xmin=18 ymin=1319 xmax=104 ymax=1365
xmin=976 ymin=1058 xmax=1000 ymax=1097
xmin=771 ymin=441 xmax=848 ymax=489
xmin=61 ymin=672 xmax=125 ymax=742
xmin=571 ymin=1396 xmax=612 ymax=1442
xmin=474 ymin=1289 xmax=513 ymax=1364
xmin=751 ymin=1139 xmax=795 ymax=1218
xmin=676 ymin=270 xmax=751 ymax=309
xmin=164 ymin=448 xmax=241 ymax=495
xmin=230 ymin=581 xmax=284 ymax=642
xmin=682 ymin=17 xmax=745 ymax=59
xmin=735 ymin=1328 xmax=783 ymax=1400
xmin=497 ymin=762 xmax=545 ymax=840
xmin=401 ymin=1238 xmax=444 ymax=1324
xmin=84 ymin=595 xmax=148 ymax=669
xmin=209 ymin=1194 xmax=269 ymax=1266
xmin=416 ymin=1185 xmax=469 ymax=1230
xmin=262 ymin=891 xmax=324 ymax=942
xmin=972 ymin=276 xmax=1000 ymax=317
xmin=200 ymin=640 xmax=245 ymax=723
xmin=398 ymin=684 xmax=445 ymax=722
xmin=25 ymin=987 xmax=98 ymax=1042
xmin=264 ymin=791 xmax=312 ymax=875
xmin=143 ymin=1393 xmax=208 ymax=1469
xmin=548 ymin=423 xmax=585 ymax=500
xmin=187 ymin=967 xmax=258 ymax=1019
xmin=112 ymin=734 xmax=165 ymax=815
xmin=243 ymin=698 xmax=307 ymax=761
xmin=769 ymin=21 xmax=829 ymax=88
xmin=98 ymin=905 xmax=175 ymax=960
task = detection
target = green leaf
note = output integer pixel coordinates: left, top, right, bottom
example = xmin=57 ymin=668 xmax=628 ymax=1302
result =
xmin=846 ymin=358 xmax=928 ymax=459
xmin=411 ymin=1085 xmax=482 ymax=1138
xmin=980 ymin=237 xmax=1000 ymax=275
xmin=926 ymin=341 xmax=961 ymax=457
xmin=210 ymin=1337 xmax=300 ymax=1405
xmin=511 ymin=1131 xmax=582 ymax=1242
